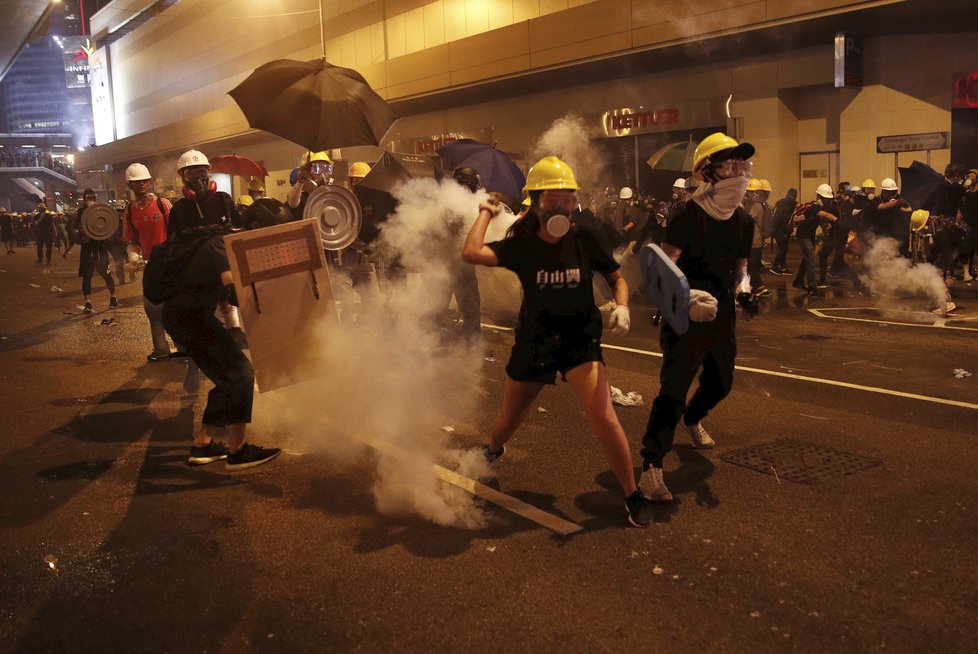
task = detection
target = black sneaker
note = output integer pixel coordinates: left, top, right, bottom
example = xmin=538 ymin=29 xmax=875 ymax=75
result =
xmin=187 ymin=441 xmax=229 ymax=465
xmin=625 ymin=490 xmax=653 ymax=528
xmin=109 ymin=296 xmax=119 ymax=308
xmin=83 ymin=301 xmax=93 ymax=313
xmin=483 ymin=444 xmax=505 ymax=465
xmin=226 ymin=443 xmax=281 ymax=471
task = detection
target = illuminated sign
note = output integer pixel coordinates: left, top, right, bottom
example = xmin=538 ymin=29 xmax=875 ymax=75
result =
xmin=89 ymin=47 xmax=115 ymax=145
xmin=953 ymin=72 xmax=978 ymax=109
xmin=834 ymin=33 xmax=863 ymax=88
xmin=61 ymin=37 xmax=92 ymax=89
xmin=602 ymin=107 xmax=680 ymax=137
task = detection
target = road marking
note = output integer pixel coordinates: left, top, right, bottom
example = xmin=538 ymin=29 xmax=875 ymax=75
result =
xmin=482 ymin=323 xmax=978 ymax=411
xmin=807 ymin=307 xmax=978 ymax=331
xmin=356 ymin=430 xmax=583 ymax=536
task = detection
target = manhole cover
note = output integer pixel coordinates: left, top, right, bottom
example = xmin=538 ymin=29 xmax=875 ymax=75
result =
xmin=720 ymin=439 xmax=882 ymax=484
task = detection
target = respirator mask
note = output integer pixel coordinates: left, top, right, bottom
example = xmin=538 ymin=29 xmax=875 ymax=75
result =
xmin=538 ymin=190 xmax=577 ymax=238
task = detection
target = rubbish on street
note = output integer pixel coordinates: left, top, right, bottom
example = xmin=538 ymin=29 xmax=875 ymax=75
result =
xmin=98 ymin=318 xmax=116 ymax=326
xmin=43 ymin=555 xmax=58 ymax=573
xmin=440 ymin=425 xmax=455 ymax=433
xmin=536 ymin=406 xmax=548 ymax=413
xmin=953 ymin=369 xmax=972 ymax=379
xmin=28 ymin=283 xmax=40 ymax=288
xmin=652 ymin=565 xmax=664 ymax=575
xmin=49 ymin=286 xmax=62 ymax=293
xmin=610 ymin=386 xmax=643 ymax=406
xmin=484 ymin=354 xmax=497 ymax=363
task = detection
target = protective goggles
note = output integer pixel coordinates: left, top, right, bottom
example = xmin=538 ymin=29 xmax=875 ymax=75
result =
xmin=711 ymin=159 xmax=754 ymax=178
xmin=182 ymin=165 xmax=209 ymax=179
xmin=537 ymin=189 xmax=578 ymax=213
xmin=309 ymin=162 xmax=333 ymax=176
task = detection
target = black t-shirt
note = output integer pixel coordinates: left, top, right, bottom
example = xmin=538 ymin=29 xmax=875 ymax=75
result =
xmin=664 ymin=200 xmax=753 ymax=300
xmin=167 ymin=192 xmax=238 ymax=239
xmin=795 ymin=199 xmax=839 ymax=240
xmin=962 ymin=190 xmax=978 ymax=227
xmin=876 ymin=198 xmax=911 ymax=241
xmin=487 ymin=224 xmax=618 ymax=344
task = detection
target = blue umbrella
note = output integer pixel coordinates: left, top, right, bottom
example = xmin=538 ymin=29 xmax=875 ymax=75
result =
xmin=436 ymin=139 xmax=526 ymax=201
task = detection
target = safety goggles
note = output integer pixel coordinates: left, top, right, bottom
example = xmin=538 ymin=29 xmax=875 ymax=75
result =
xmin=182 ymin=165 xmax=209 ymax=180
xmin=711 ymin=159 xmax=754 ymax=179
xmin=538 ymin=189 xmax=578 ymax=213
xmin=309 ymin=162 xmax=333 ymax=176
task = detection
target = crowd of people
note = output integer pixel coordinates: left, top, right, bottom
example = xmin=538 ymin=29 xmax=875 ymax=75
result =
xmin=7 ymin=134 xmax=976 ymax=528
xmin=0 ymin=148 xmax=74 ymax=178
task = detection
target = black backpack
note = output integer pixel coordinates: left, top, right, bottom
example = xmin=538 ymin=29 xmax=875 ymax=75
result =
xmin=143 ymin=225 xmax=226 ymax=304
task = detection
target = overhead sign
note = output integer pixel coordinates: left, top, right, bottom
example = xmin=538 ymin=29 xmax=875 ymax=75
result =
xmin=602 ymin=107 xmax=679 ymax=137
xmin=876 ymin=132 xmax=949 ymax=153
xmin=834 ymin=33 xmax=863 ymax=88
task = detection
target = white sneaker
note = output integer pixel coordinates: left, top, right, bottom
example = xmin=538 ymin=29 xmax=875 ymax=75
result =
xmin=640 ymin=466 xmax=674 ymax=503
xmin=686 ymin=421 xmax=715 ymax=449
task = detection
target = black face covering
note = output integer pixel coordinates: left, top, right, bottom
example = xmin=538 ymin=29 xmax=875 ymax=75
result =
xmin=189 ymin=176 xmax=211 ymax=202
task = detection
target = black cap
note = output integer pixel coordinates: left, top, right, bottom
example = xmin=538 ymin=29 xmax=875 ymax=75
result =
xmin=452 ymin=166 xmax=480 ymax=192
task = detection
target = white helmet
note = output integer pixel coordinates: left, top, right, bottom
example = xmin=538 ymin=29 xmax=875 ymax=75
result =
xmin=177 ymin=149 xmax=210 ymax=172
xmin=619 ymin=186 xmax=633 ymax=200
xmin=816 ymin=183 xmax=834 ymax=199
xmin=880 ymin=177 xmax=898 ymax=191
xmin=673 ymin=177 xmax=687 ymax=189
xmin=125 ymin=163 xmax=151 ymax=182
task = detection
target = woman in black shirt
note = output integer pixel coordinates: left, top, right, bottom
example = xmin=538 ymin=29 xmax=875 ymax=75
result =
xmin=463 ymin=156 xmax=652 ymax=528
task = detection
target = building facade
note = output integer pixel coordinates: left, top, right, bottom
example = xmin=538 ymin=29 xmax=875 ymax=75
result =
xmin=77 ymin=0 xmax=978 ymax=205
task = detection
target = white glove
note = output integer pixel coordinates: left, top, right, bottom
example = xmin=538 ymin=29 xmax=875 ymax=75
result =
xmin=609 ymin=305 xmax=630 ymax=335
xmin=735 ymin=274 xmax=751 ymax=296
xmin=688 ymin=289 xmax=718 ymax=323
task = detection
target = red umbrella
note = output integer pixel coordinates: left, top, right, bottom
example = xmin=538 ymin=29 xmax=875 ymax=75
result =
xmin=209 ymin=154 xmax=268 ymax=177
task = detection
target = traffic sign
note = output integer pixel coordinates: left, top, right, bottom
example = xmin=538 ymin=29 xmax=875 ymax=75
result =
xmin=876 ymin=132 xmax=949 ymax=153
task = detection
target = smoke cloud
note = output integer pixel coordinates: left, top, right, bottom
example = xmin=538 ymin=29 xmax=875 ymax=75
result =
xmin=861 ymin=236 xmax=947 ymax=311
xmin=530 ymin=114 xmax=614 ymax=209
xmin=251 ymin=177 xmax=497 ymax=529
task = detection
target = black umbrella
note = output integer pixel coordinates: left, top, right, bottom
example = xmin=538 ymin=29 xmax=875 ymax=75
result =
xmin=436 ymin=139 xmax=525 ymax=201
xmin=897 ymin=160 xmax=943 ymax=211
xmin=228 ymin=58 xmax=398 ymax=150
xmin=353 ymin=151 xmax=448 ymax=243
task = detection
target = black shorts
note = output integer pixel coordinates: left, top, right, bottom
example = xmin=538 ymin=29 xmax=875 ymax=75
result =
xmin=505 ymin=332 xmax=604 ymax=384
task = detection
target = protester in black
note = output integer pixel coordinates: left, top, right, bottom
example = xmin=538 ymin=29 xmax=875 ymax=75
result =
xmin=462 ymin=156 xmax=652 ymax=528
xmin=638 ymin=132 xmax=755 ymax=503
xmin=161 ymin=224 xmax=280 ymax=471
xmin=792 ymin=184 xmax=838 ymax=294
xmin=33 ymin=204 xmax=55 ymax=264
xmin=167 ymin=150 xmax=239 ymax=238
xmin=70 ymin=189 xmax=118 ymax=313
xmin=769 ymin=188 xmax=797 ymax=274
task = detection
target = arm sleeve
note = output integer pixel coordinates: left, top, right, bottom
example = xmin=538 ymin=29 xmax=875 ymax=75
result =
xmin=486 ymin=238 xmax=518 ymax=272
xmin=738 ymin=210 xmax=754 ymax=258
xmin=662 ymin=203 xmax=693 ymax=251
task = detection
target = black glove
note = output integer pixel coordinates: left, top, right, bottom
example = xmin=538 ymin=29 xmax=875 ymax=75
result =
xmin=737 ymin=291 xmax=758 ymax=317
xmin=224 ymin=283 xmax=239 ymax=307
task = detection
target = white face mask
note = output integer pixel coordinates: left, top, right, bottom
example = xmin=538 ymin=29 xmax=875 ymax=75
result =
xmin=691 ymin=176 xmax=750 ymax=221
xmin=545 ymin=214 xmax=570 ymax=238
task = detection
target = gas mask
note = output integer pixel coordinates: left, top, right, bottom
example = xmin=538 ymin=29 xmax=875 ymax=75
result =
xmin=965 ymin=175 xmax=976 ymax=189
xmin=538 ymin=190 xmax=577 ymax=238
xmin=184 ymin=175 xmax=216 ymax=202
xmin=672 ymin=193 xmax=680 ymax=201
xmin=866 ymin=190 xmax=876 ymax=200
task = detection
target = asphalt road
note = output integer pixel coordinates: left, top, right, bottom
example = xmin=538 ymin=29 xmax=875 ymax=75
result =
xmin=1 ymin=246 xmax=976 ymax=653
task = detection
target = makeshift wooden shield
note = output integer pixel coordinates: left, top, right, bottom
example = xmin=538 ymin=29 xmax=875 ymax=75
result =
xmin=640 ymin=243 xmax=690 ymax=334
xmin=224 ymin=219 xmax=338 ymax=391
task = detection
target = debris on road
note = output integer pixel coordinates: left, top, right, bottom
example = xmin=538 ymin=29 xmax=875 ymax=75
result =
xmin=440 ymin=425 xmax=455 ymax=433
xmin=50 ymin=286 xmax=62 ymax=293
xmin=611 ymin=386 xmax=643 ymax=406
xmin=536 ymin=406 xmax=548 ymax=414
xmin=953 ymin=368 xmax=972 ymax=379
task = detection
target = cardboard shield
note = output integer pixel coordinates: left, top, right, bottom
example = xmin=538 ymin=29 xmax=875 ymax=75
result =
xmin=80 ymin=203 xmax=119 ymax=241
xmin=224 ymin=219 xmax=339 ymax=392
xmin=640 ymin=243 xmax=690 ymax=334
xmin=303 ymin=184 xmax=362 ymax=250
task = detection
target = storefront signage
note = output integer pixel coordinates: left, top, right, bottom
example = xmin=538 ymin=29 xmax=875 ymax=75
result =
xmin=953 ymin=72 xmax=978 ymax=108
xmin=834 ymin=33 xmax=863 ymax=88
xmin=602 ymin=107 xmax=679 ymax=137
xmin=89 ymin=47 xmax=115 ymax=146
xmin=876 ymin=132 xmax=948 ymax=153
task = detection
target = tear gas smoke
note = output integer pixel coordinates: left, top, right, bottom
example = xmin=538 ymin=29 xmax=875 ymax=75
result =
xmin=252 ymin=178 xmax=499 ymax=529
xmin=861 ymin=236 xmax=947 ymax=311
xmin=530 ymin=115 xmax=614 ymax=210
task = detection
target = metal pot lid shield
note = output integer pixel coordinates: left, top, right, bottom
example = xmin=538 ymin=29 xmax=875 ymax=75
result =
xmin=80 ymin=203 xmax=120 ymax=241
xmin=303 ymin=185 xmax=362 ymax=250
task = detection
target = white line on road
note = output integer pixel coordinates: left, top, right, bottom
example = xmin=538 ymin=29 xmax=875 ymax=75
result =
xmin=807 ymin=307 xmax=978 ymax=331
xmin=481 ymin=323 xmax=978 ymax=412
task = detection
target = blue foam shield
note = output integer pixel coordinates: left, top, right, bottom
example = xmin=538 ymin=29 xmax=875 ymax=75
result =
xmin=640 ymin=243 xmax=690 ymax=334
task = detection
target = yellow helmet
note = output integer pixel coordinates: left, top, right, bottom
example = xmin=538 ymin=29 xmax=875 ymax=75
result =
xmin=910 ymin=209 xmax=929 ymax=233
xmin=348 ymin=161 xmax=371 ymax=178
xmin=238 ymin=195 xmax=254 ymax=207
xmin=522 ymin=196 xmax=532 ymax=207
xmin=758 ymin=179 xmax=772 ymax=192
xmin=747 ymin=178 xmax=762 ymax=192
xmin=523 ymin=156 xmax=579 ymax=192
xmin=248 ymin=178 xmax=265 ymax=192
xmin=692 ymin=132 xmax=755 ymax=179
xmin=302 ymin=150 xmax=333 ymax=166
xmin=862 ymin=178 xmax=877 ymax=189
